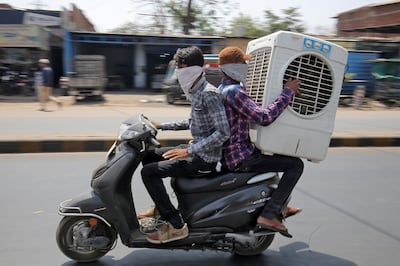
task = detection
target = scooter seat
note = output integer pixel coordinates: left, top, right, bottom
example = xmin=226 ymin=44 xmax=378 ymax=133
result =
xmin=172 ymin=171 xmax=260 ymax=194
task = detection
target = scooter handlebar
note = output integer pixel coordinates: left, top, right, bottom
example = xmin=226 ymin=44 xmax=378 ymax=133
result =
xmin=150 ymin=136 xmax=161 ymax=148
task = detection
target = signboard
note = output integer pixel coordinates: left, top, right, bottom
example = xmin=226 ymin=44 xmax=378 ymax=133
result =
xmin=0 ymin=25 xmax=49 ymax=50
xmin=23 ymin=12 xmax=61 ymax=27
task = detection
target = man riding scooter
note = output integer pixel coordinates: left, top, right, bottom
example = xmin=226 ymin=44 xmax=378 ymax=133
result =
xmin=217 ymin=46 xmax=304 ymax=237
xmin=138 ymin=47 xmax=304 ymax=239
xmin=139 ymin=46 xmax=230 ymax=244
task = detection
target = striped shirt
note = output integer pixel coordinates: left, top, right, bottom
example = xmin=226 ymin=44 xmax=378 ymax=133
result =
xmin=160 ymin=76 xmax=230 ymax=163
xmin=219 ymin=78 xmax=294 ymax=170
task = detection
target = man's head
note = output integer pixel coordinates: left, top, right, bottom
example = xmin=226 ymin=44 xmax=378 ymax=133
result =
xmin=173 ymin=46 xmax=205 ymax=101
xmin=174 ymin=46 xmax=204 ymax=69
xmin=218 ymin=47 xmax=251 ymax=66
xmin=218 ymin=47 xmax=251 ymax=84
xmin=38 ymin=58 xmax=50 ymax=66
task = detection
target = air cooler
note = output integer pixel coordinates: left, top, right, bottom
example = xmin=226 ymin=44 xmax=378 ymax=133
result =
xmin=246 ymin=31 xmax=348 ymax=162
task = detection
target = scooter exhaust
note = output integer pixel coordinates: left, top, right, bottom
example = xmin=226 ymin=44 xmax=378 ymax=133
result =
xmin=226 ymin=231 xmax=275 ymax=247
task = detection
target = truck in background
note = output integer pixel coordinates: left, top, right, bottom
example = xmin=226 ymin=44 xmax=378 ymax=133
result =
xmin=370 ymin=58 xmax=400 ymax=104
xmin=341 ymin=50 xmax=380 ymax=97
xmin=162 ymin=54 xmax=223 ymax=104
xmin=67 ymin=55 xmax=106 ymax=100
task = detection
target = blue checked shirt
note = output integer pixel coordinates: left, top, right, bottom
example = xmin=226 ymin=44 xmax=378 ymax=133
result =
xmin=160 ymin=76 xmax=230 ymax=163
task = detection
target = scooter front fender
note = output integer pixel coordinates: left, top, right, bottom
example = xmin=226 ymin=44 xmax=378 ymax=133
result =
xmin=58 ymin=190 xmax=112 ymax=227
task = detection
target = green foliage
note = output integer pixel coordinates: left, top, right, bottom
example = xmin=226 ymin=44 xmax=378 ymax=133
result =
xmin=227 ymin=7 xmax=305 ymax=37
xmin=279 ymin=7 xmax=305 ymax=33
xmin=108 ymin=22 xmax=140 ymax=34
xmin=164 ymin=0 xmax=235 ymax=35
xmin=116 ymin=1 xmax=304 ymax=37
xmin=228 ymin=14 xmax=267 ymax=38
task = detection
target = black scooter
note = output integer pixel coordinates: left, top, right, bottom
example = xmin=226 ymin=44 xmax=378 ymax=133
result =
xmin=56 ymin=114 xmax=289 ymax=262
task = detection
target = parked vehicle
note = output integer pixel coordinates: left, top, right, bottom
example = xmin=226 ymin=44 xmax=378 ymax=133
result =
xmin=341 ymin=50 xmax=380 ymax=97
xmin=59 ymin=76 xmax=69 ymax=96
xmin=67 ymin=55 xmax=107 ymax=100
xmin=0 ymin=68 xmax=34 ymax=95
xmin=370 ymin=58 xmax=400 ymax=102
xmin=56 ymin=113 xmax=293 ymax=263
xmin=163 ymin=54 xmax=223 ymax=104
xmin=0 ymin=67 xmax=16 ymax=95
xmin=15 ymin=71 xmax=34 ymax=96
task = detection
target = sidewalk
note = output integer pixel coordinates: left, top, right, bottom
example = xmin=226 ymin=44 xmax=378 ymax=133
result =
xmin=0 ymin=92 xmax=399 ymax=153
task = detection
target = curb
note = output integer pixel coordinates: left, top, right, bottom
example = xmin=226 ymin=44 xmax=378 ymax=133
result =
xmin=0 ymin=139 xmax=187 ymax=154
xmin=329 ymin=137 xmax=400 ymax=147
xmin=1 ymin=137 xmax=399 ymax=154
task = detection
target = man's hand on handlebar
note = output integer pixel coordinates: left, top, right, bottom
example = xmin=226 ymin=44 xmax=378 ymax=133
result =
xmin=150 ymin=121 xmax=161 ymax=129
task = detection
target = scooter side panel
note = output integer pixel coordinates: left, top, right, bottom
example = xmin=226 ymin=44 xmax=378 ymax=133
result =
xmin=172 ymin=171 xmax=259 ymax=194
xmin=178 ymin=182 xmax=274 ymax=229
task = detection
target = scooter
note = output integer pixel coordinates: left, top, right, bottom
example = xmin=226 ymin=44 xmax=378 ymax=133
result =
xmin=56 ymin=113 xmax=289 ymax=262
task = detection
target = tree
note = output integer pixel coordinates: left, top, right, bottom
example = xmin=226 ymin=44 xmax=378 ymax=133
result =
xmin=166 ymin=0 xmax=236 ymax=35
xmin=108 ymin=22 xmax=141 ymax=34
xmin=165 ymin=0 xmax=195 ymax=34
xmin=130 ymin=0 xmax=235 ymax=35
xmin=264 ymin=7 xmax=305 ymax=34
xmin=116 ymin=2 xmax=304 ymax=37
xmin=228 ymin=14 xmax=267 ymax=38
xmin=225 ymin=7 xmax=305 ymax=38
xmin=280 ymin=7 xmax=305 ymax=33
xmin=264 ymin=10 xmax=282 ymax=34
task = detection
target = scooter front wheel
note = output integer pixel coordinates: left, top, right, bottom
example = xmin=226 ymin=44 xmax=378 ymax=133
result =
xmin=56 ymin=216 xmax=117 ymax=262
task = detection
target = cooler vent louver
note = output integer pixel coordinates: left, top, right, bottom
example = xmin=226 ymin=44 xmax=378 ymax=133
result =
xmin=246 ymin=47 xmax=271 ymax=105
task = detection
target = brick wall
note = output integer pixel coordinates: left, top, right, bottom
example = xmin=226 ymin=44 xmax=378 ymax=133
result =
xmin=336 ymin=1 xmax=400 ymax=37
xmin=69 ymin=4 xmax=95 ymax=32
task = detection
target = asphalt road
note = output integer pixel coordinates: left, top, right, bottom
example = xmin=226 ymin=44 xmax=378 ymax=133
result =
xmin=1 ymin=147 xmax=399 ymax=266
xmin=1 ymin=93 xmax=400 ymax=154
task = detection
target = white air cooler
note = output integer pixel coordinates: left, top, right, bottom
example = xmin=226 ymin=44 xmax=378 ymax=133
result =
xmin=245 ymin=31 xmax=348 ymax=162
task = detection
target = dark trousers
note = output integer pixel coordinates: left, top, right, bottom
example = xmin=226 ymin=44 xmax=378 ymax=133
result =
xmin=236 ymin=149 xmax=304 ymax=219
xmin=141 ymin=145 xmax=217 ymax=228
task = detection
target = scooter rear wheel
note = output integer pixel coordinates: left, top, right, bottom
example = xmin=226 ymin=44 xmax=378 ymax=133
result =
xmin=56 ymin=216 xmax=117 ymax=262
xmin=233 ymin=234 xmax=275 ymax=256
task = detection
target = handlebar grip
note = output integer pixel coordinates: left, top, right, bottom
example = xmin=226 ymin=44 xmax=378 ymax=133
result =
xmin=150 ymin=137 xmax=161 ymax=148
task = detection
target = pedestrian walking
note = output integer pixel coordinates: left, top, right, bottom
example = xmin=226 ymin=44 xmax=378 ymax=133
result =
xmin=38 ymin=58 xmax=62 ymax=111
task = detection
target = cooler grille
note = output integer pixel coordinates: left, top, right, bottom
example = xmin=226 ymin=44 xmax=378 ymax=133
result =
xmin=246 ymin=47 xmax=272 ymax=105
xmin=284 ymin=54 xmax=333 ymax=116
xmin=246 ymin=49 xmax=334 ymax=116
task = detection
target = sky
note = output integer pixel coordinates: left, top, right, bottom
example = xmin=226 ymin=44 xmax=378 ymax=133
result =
xmin=7 ymin=0 xmax=391 ymax=34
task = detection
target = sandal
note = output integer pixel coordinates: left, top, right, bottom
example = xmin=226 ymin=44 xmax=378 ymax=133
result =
xmin=283 ymin=207 xmax=302 ymax=218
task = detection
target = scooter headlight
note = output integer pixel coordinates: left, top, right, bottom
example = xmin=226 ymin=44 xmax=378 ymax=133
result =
xmin=118 ymin=123 xmax=139 ymax=140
